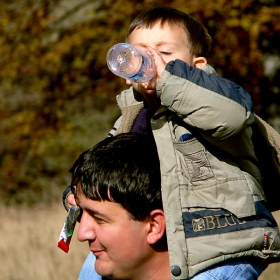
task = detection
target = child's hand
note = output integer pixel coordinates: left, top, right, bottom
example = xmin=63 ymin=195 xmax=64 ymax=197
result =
xmin=125 ymin=46 xmax=167 ymax=110
xmin=67 ymin=192 xmax=78 ymax=209
xmin=138 ymin=46 xmax=167 ymax=91
xmin=147 ymin=46 xmax=167 ymax=81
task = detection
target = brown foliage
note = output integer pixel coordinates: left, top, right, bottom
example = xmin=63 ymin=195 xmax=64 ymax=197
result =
xmin=0 ymin=0 xmax=279 ymax=204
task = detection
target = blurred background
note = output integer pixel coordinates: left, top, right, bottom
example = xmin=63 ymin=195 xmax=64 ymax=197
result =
xmin=0 ymin=0 xmax=280 ymax=279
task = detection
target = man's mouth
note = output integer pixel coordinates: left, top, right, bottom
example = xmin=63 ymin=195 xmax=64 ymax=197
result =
xmin=91 ymin=249 xmax=105 ymax=257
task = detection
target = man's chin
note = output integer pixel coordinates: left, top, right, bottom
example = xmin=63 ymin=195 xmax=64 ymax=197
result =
xmin=95 ymin=260 xmax=113 ymax=279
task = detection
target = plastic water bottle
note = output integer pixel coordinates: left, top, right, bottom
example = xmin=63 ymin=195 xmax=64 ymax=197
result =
xmin=106 ymin=43 xmax=156 ymax=83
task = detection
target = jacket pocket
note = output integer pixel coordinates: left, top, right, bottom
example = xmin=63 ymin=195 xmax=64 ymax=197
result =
xmin=173 ymin=139 xmax=263 ymax=218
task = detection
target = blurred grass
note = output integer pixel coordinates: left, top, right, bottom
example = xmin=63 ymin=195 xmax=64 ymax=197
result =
xmin=1 ymin=107 xmax=120 ymax=279
xmin=0 ymin=200 xmax=88 ymax=279
xmin=1 ymin=203 xmax=280 ymax=279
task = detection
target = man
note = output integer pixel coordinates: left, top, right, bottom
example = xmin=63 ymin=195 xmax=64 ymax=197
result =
xmin=70 ymin=133 xmax=170 ymax=280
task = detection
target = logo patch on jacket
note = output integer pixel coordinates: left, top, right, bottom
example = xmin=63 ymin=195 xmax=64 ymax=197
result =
xmin=183 ymin=202 xmax=276 ymax=238
xmin=191 ymin=213 xmax=246 ymax=232
xmin=183 ymin=150 xmax=213 ymax=182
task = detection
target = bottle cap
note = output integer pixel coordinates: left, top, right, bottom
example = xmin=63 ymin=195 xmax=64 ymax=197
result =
xmin=107 ymin=43 xmax=141 ymax=79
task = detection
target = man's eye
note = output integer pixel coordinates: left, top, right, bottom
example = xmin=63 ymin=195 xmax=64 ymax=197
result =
xmin=94 ymin=216 xmax=105 ymax=224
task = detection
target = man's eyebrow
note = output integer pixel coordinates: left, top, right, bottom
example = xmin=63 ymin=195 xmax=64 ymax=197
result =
xmin=90 ymin=210 xmax=110 ymax=218
xmin=87 ymin=209 xmax=111 ymax=221
xmin=75 ymin=199 xmax=110 ymax=218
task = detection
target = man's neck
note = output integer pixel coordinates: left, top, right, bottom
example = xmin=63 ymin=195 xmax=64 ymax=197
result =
xmin=132 ymin=251 xmax=170 ymax=280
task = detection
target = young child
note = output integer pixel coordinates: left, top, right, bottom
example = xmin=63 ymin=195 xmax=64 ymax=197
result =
xmin=63 ymin=6 xmax=280 ymax=280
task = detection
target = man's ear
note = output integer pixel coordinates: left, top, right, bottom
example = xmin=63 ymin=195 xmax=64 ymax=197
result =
xmin=193 ymin=56 xmax=207 ymax=69
xmin=146 ymin=209 xmax=166 ymax=245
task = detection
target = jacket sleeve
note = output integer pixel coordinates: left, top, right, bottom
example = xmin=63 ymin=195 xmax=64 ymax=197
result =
xmin=156 ymin=59 xmax=254 ymax=142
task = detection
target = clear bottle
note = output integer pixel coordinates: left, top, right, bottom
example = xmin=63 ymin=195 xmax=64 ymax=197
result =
xmin=106 ymin=43 xmax=156 ymax=83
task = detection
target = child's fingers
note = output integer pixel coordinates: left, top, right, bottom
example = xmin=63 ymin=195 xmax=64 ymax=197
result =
xmin=147 ymin=46 xmax=166 ymax=77
xmin=147 ymin=46 xmax=160 ymax=60
xmin=67 ymin=193 xmax=77 ymax=208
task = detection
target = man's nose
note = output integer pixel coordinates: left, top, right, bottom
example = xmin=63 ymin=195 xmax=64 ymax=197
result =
xmin=77 ymin=212 xmax=96 ymax=242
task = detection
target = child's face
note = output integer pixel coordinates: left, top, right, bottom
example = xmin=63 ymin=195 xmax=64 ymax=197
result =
xmin=126 ymin=21 xmax=200 ymax=101
xmin=127 ymin=21 xmax=195 ymax=66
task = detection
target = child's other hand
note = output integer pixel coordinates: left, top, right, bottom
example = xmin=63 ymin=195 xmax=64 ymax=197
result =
xmin=67 ymin=192 xmax=78 ymax=209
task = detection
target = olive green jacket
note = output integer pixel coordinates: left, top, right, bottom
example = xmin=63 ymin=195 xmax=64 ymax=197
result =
xmin=113 ymin=60 xmax=280 ymax=279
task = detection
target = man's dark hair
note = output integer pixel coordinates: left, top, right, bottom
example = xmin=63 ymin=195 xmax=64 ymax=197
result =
xmin=70 ymin=133 xmax=162 ymax=221
xmin=126 ymin=6 xmax=212 ymax=57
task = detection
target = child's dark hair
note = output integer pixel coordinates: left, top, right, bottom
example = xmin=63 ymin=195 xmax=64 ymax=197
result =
xmin=126 ymin=6 xmax=212 ymax=57
xmin=70 ymin=132 xmax=162 ymax=221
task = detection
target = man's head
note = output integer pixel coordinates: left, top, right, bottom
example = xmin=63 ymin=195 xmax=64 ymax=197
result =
xmin=70 ymin=133 xmax=169 ymax=279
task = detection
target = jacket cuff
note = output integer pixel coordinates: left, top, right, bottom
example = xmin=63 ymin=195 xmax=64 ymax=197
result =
xmin=156 ymin=69 xmax=170 ymax=98
xmin=62 ymin=185 xmax=72 ymax=211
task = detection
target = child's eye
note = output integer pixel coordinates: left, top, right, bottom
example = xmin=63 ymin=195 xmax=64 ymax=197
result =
xmin=160 ymin=51 xmax=171 ymax=55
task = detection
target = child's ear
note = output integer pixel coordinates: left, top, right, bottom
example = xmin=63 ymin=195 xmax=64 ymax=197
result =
xmin=193 ymin=56 xmax=207 ymax=69
xmin=146 ymin=209 xmax=166 ymax=245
